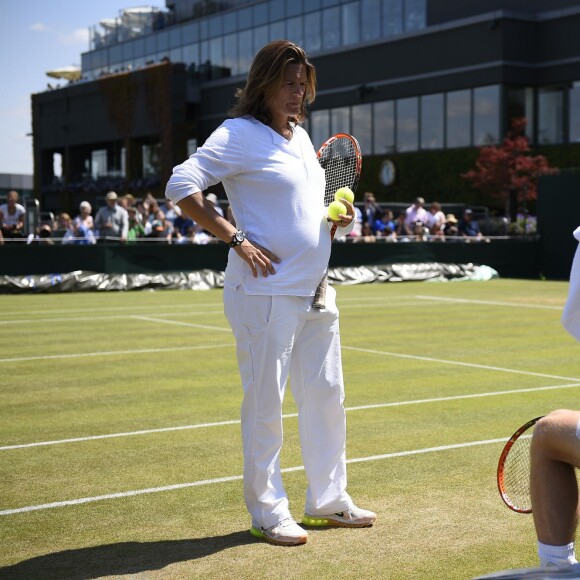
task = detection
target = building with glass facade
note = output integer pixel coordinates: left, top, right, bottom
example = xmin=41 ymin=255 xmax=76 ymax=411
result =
xmin=31 ymin=0 xmax=580 ymax=212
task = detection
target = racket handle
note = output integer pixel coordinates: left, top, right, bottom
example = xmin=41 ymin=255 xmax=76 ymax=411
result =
xmin=312 ymin=273 xmax=328 ymax=309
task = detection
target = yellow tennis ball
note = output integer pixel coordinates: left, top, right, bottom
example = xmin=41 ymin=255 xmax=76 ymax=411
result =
xmin=328 ymin=200 xmax=347 ymax=221
xmin=334 ymin=187 xmax=355 ymax=204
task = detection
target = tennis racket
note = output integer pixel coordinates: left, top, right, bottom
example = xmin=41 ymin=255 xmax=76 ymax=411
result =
xmin=312 ymin=133 xmax=362 ymax=309
xmin=497 ymin=416 xmax=544 ymax=513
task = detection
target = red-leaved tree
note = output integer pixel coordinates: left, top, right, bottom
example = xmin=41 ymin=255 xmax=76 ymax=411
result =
xmin=462 ymin=118 xmax=558 ymax=220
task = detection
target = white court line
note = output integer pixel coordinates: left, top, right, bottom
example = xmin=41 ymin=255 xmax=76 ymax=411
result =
xmin=416 ymin=295 xmax=564 ymax=311
xmin=0 ymin=344 xmax=234 ymax=364
xmin=0 ymin=437 xmax=505 ymax=516
xmin=3 ymin=382 xmax=579 ymax=451
xmin=131 ymin=315 xmax=231 ymax=333
xmin=343 ymin=345 xmax=580 ymax=382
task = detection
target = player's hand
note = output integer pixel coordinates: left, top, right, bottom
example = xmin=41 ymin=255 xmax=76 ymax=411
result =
xmin=329 ymin=199 xmax=355 ymax=228
xmin=235 ymin=240 xmax=280 ymax=278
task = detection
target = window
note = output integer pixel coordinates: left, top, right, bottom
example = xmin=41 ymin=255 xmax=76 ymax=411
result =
xmin=270 ymin=21 xmax=285 ymax=42
xmin=304 ymin=11 xmax=322 ymax=53
xmin=507 ymin=87 xmax=534 ymax=140
xmin=361 ymin=0 xmax=381 ymax=42
xmin=224 ymin=34 xmax=238 ymax=76
xmin=322 ymin=7 xmax=340 ymax=50
xmin=570 ymin=81 xmax=580 ymax=143
xmin=254 ymin=25 xmax=269 ymax=56
xmin=473 ymin=85 xmax=500 ymax=145
xmin=352 ymin=103 xmax=372 ymax=155
xmin=342 ymin=2 xmax=360 ymax=46
xmin=91 ymin=149 xmax=107 ymax=179
xmin=396 ymin=97 xmax=419 ymax=151
xmin=538 ymin=87 xmax=565 ymax=144
xmin=239 ymin=30 xmax=253 ymax=74
xmin=182 ymin=43 xmax=199 ymax=68
xmin=209 ymin=37 xmax=223 ymax=69
xmin=286 ymin=0 xmax=303 ymax=17
xmin=331 ymin=107 xmax=350 ymax=136
xmin=446 ymin=90 xmax=471 ymax=148
xmin=310 ymin=110 xmax=330 ymax=151
xmin=373 ymin=100 xmax=395 ymax=154
xmin=405 ymin=0 xmax=426 ymax=32
xmin=253 ymin=4 xmax=268 ymax=26
xmin=383 ymin=0 xmax=402 ymax=38
xmin=420 ymin=93 xmax=444 ymax=149
xmin=269 ymin=0 xmax=284 ymax=21
xmin=287 ymin=16 xmax=303 ymax=46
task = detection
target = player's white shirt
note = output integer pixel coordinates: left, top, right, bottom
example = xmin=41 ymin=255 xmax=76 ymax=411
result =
xmin=562 ymin=226 xmax=580 ymax=340
xmin=166 ymin=116 xmax=352 ymax=296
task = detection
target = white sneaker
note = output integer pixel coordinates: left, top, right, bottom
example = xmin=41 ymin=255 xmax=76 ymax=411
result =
xmin=302 ymin=505 xmax=377 ymax=528
xmin=250 ymin=518 xmax=308 ymax=546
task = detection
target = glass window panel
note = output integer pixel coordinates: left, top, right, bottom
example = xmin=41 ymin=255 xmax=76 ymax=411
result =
xmin=331 ymin=107 xmax=350 ymax=135
xmin=352 ymin=103 xmax=373 ymax=155
xmin=183 ymin=43 xmax=199 ymax=68
xmin=224 ymin=13 xmax=236 ymax=34
xmin=238 ymin=7 xmax=252 ymax=29
xmin=199 ymin=18 xmax=209 ymax=40
xmin=133 ymin=37 xmax=145 ymax=57
xmin=538 ymin=86 xmax=565 ymax=144
xmin=224 ymin=33 xmax=239 ymax=76
xmin=200 ymin=40 xmax=209 ymax=66
xmin=110 ymin=44 xmax=122 ymax=65
xmin=270 ymin=21 xmax=285 ymax=41
xmin=396 ymin=97 xmax=419 ymax=151
xmin=322 ymin=7 xmax=340 ymax=50
xmin=254 ymin=25 xmax=269 ymax=56
xmin=473 ymin=85 xmax=500 ymax=145
xmin=323 ymin=0 xmax=339 ymax=6
xmin=169 ymin=47 xmax=182 ymax=63
xmin=310 ymin=110 xmax=330 ymax=151
xmin=383 ymin=0 xmax=403 ymax=38
xmin=420 ymin=93 xmax=444 ymax=149
xmin=373 ymin=100 xmax=395 ymax=154
xmin=122 ymin=40 xmax=134 ymax=61
xmin=157 ymin=30 xmax=169 ymax=51
xmin=405 ymin=0 xmax=426 ymax=32
xmin=270 ymin=0 xmax=284 ymax=21
xmin=253 ymin=4 xmax=268 ymax=25
xmin=287 ymin=16 xmax=303 ymax=46
xmin=239 ymin=30 xmax=253 ymax=74
xmin=209 ymin=37 xmax=223 ymax=68
xmin=342 ymin=3 xmax=360 ymax=46
xmin=361 ymin=0 xmax=381 ymax=42
xmin=286 ymin=0 xmax=303 ymax=17
xmin=446 ymin=89 xmax=471 ymax=148
xmin=182 ymin=21 xmax=199 ymax=42
xmin=507 ymin=87 xmax=534 ymax=140
xmin=209 ymin=15 xmax=223 ymax=37
xmin=307 ymin=0 xmax=322 ymax=10
xmin=304 ymin=11 xmax=322 ymax=53
xmin=169 ymin=27 xmax=181 ymax=48
xmin=570 ymin=81 xmax=580 ymax=143
xmin=146 ymin=34 xmax=157 ymax=55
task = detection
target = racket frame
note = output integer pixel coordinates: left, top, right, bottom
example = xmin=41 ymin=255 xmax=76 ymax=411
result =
xmin=496 ymin=416 xmax=544 ymax=513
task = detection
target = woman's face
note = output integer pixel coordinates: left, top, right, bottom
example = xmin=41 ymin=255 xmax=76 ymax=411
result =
xmin=267 ymin=63 xmax=306 ymax=125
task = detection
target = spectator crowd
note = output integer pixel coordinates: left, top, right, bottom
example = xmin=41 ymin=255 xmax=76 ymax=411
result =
xmin=0 ymin=189 xmax=491 ymax=245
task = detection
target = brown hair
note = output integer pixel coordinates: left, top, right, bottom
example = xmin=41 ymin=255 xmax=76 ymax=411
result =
xmin=229 ymin=40 xmax=316 ymax=126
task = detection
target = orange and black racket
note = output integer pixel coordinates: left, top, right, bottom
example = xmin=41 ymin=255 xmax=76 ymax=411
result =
xmin=312 ymin=133 xmax=362 ymax=309
xmin=497 ymin=416 xmax=544 ymax=513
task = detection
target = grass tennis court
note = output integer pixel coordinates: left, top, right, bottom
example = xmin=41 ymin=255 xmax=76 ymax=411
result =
xmin=1 ymin=278 xmax=579 ymax=579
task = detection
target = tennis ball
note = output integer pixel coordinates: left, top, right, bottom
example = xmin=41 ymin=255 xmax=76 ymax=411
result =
xmin=334 ymin=187 xmax=355 ymax=204
xmin=328 ymin=200 xmax=347 ymax=221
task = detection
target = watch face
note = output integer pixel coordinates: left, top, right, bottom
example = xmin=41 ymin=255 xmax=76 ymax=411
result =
xmin=235 ymin=231 xmax=244 ymax=243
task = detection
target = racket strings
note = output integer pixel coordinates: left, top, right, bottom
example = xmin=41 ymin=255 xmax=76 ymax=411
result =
xmin=502 ymin=435 xmax=532 ymax=511
xmin=319 ymin=140 xmax=358 ymax=207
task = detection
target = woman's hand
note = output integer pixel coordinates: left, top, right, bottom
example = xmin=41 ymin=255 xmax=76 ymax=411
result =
xmin=328 ymin=199 xmax=355 ymax=229
xmin=235 ymin=240 xmax=281 ymax=278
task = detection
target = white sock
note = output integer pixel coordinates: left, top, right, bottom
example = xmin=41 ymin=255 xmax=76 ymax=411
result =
xmin=538 ymin=541 xmax=578 ymax=568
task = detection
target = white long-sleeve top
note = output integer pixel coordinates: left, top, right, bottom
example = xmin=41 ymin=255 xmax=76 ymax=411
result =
xmin=166 ymin=116 xmax=352 ymax=296
xmin=562 ymin=226 xmax=580 ymax=341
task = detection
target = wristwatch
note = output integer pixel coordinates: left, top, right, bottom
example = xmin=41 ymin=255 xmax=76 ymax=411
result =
xmin=228 ymin=230 xmax=246 ymax=247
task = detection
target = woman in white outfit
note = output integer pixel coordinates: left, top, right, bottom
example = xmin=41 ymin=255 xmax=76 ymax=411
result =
xmin=165 ymin=40 xmax=377 ymax=546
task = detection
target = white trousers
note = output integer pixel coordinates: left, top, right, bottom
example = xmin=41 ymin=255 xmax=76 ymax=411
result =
xmin=223 ymin=283 xmax=352 ymax=529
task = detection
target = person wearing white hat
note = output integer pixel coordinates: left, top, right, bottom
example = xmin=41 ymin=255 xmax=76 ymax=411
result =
xmin=94 ymin=191 xmax=129 ymax=242
xmin=205 ymin=192 xmax=224 ymax=217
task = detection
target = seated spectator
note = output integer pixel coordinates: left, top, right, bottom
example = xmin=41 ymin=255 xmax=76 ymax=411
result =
xmin=147 ymin=209 xmax=173 ymax=243
xmin=394 ymin=211 xmax=413 ymax=241
xmin=122 ymin=194 xmax=137 ymax=211
xmin=26 ymin=224 xmax=54 ymax=245
xmin=206 ymin=192 xmax=224 ymax=217
xmin=405 ymin=196 xmax=429 ymax=228
xmin=373 ymin=209 xmax=395 ymax=236
xmin=53 ymin=213 xmax=75 ymax=243
xmin=427 ymin=201 xmax=446 ymax=238
xmin=356 ymin=222 xmax=376 ymax=243
xmin=172 ymin=212 xmax=196 ymax=243
xmin=94 ymin=191 xmax=129 ymax=242
xmin=412 ymin=220 xmax=430 ymax=241
xmin=442 ymin=214 xmax=459 ymax=238
xmin=127 ymin=207 xmax=146 ymax=243
xmin=0 ymin=190 xmax=25 ymax=241
xmin=458 ymin=209 xmax=490 ymax=242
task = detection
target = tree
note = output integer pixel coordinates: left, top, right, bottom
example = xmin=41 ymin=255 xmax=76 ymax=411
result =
xmin=462 ymin=118 xmax=558 ymax=221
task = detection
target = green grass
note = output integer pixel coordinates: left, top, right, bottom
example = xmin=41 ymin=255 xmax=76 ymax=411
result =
xmin=0 ymin=279 xmax=579 ymax=579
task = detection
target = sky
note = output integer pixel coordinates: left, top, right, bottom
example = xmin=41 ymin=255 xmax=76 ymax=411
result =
xmin=0 ymin=0 xmax=166 ymax=176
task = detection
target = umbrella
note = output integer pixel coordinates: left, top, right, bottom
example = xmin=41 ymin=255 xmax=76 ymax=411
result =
xmin=46 ymin=66 xmax=82 ymax=81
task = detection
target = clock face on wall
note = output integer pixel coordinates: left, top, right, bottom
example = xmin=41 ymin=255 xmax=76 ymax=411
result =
xmin=380 ymin=160 xmax=396 ymax=186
